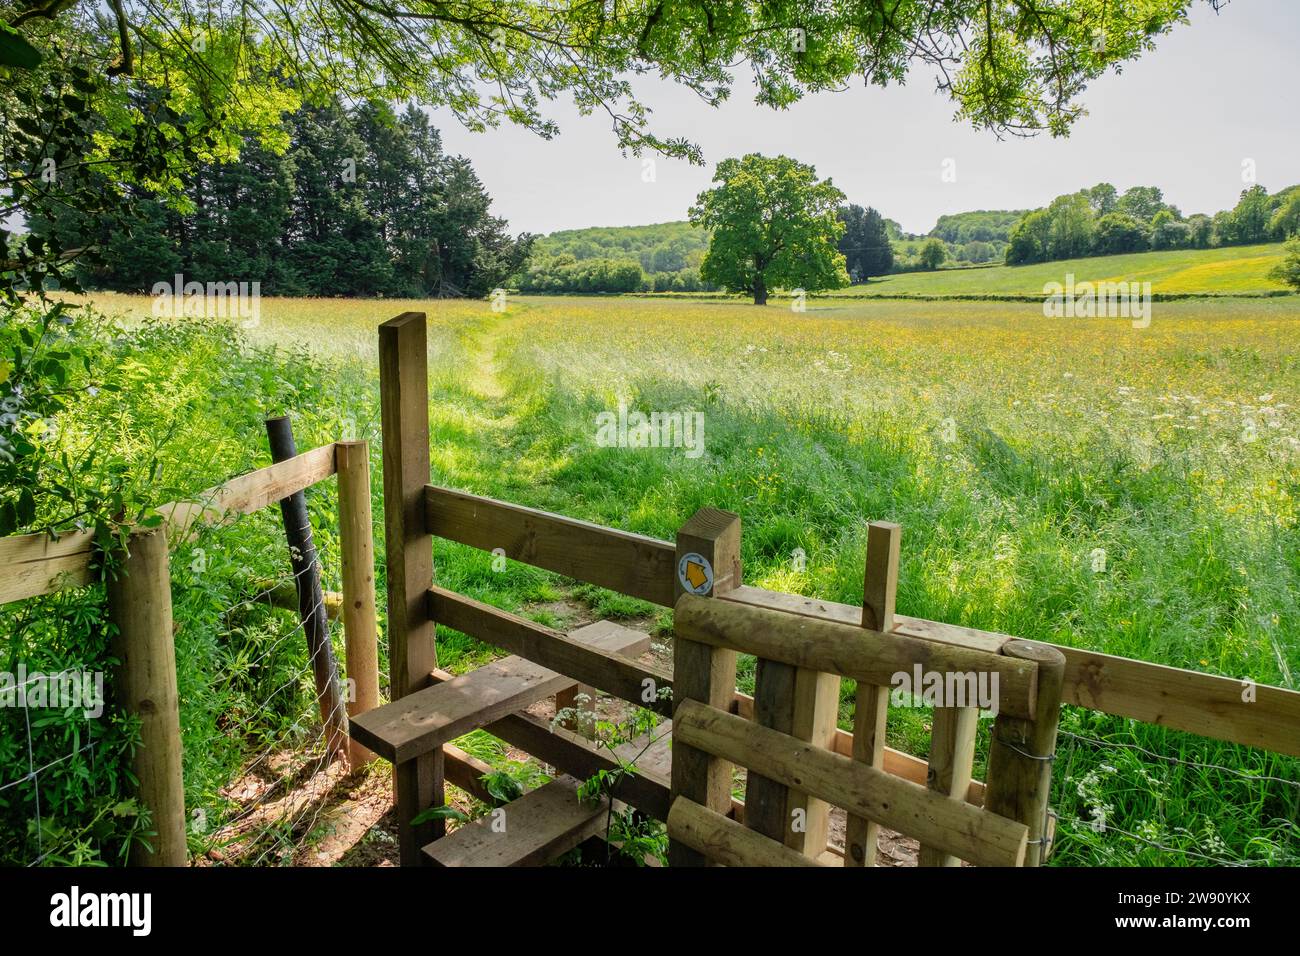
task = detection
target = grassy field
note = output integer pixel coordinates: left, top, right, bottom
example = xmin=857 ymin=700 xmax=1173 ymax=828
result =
xmin=817 ymin=242 xmax=1292 ymax=298
xmin=76 ymin=291 xmax=1300 ymax=865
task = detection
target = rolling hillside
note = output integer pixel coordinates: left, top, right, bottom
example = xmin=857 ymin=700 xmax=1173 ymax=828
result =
xmin=827 ymin=242 xmax=1292 ymax=298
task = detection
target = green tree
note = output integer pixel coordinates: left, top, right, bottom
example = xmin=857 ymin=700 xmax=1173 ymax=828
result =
xmin=1226 ymin=185 xmax=1275 ymax=245
xmin=1005 ymin=209 xmax=1053 ymax=264
xmin=1269 ymin=190 xmax=1300 ymax=238
xmin=1117 ymin=186 xmax=1169 ymax=223
xmin=1088 ymin=183 xmax=1119 ymax=215
xmin=284 ymin=102 xmax=394 ymax=296
xmin=690 ymin=154 xmax=848 ymax=305
xmin=1047 ymin=192 xmax=1095 ymax=259
xmin=1269 ymin=238 xmax=1300 ymax=291
xmin=1093 ymin=212 xmax=1148 ymax=255
xmin=1187 ymin=214 xmax=1214 ymax=248
xmin=837 ymin=204 xmax=894 ymax=281
xmin=918 ymin=237 xmax=948 ymax=271
xmin=1152 ymin=219 xmax=1192 ymax=250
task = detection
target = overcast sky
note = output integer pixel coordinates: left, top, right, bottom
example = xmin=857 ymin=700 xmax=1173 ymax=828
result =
xmin=427 ymin=0 xmax=1300 ymax=237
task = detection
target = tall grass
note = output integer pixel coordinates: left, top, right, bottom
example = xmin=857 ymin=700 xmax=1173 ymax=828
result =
xmin=48 ymin=291 xmax=1300 ymax=865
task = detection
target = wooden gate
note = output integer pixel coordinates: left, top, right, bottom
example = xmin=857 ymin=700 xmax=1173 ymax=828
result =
xmin=666 ymin=593 xmax=1065 ymax=867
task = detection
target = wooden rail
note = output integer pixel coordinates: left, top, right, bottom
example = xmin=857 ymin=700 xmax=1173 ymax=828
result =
xmin=673 ymin=699 xmax=1029 ymax=867
xmin=0 ymin=442 xmax=340 ymax=605
xmin=718 ymin=586 xmax=1300 ymax=759
xmin=426 ymin=485 xmax=677 ymax=607
xmin=427 ymin=584 xmax=673 ymax=718
xmin=419 ymin=482 xmax=1300 ymax=759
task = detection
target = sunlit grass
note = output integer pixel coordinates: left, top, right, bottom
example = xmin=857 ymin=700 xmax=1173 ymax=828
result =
xmin=80 ymin=289 xmax=1300 ymax=866
xmin=808 ymin=242 xmax=1293 ymax=297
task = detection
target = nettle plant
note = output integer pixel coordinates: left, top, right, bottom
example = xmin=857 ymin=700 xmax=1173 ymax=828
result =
xmin=555 ymin=689 xmax=672 ymax=867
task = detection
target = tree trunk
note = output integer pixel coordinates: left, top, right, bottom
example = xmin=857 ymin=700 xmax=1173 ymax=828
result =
xmin=753 ymin=275 xmax=767 ymax=305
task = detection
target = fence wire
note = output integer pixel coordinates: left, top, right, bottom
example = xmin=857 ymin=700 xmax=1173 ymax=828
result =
xmin=0 ymin=584 xmax=110 ymax=866
xmin=1049 ymin=713 xmax=1300 ymax=867
xmin=177 ymin=502 xmax=375 ymax=867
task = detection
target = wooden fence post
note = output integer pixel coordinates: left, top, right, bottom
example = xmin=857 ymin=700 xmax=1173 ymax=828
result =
xmin=106 ymin=528 xmax=187 ymax=866
xmin=983 ymin=639 xmax=1066 ymax=867
xmin=918 ymin=705 xmax=979 ymax=866
xmin=379 ymin=312 xmax=444 ymax=865
xmin=336 ymin=440 xmax=381 ymax=768
xmin=747 ymin=611 xmax=841 ymax=857
xmin=668 ymin=507 xmax=741 ymax=867
xmin=265 ymin=416 xmax=348 ymax=762
xmin=845 ymin=520 xmax=900 ymax=867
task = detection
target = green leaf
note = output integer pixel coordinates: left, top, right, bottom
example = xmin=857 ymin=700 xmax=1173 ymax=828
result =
xmin=481 ymin=769 xmax=524 ymax=806
xmin=0 ymin=24 xmax=42 ymax=70
xmin=16 ymin=487 xmax=35 ymax=526
xmin=410 ymin=804 xmax=469 ymax=826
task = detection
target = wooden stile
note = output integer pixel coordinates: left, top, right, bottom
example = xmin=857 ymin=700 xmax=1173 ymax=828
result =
xmin=674 ymin=700 xmax=1028 ymax=867
xmin=336 ymin=440 xmax=381 ymax=767
xmin=669 ymin=797 xmax=824 ymax=868
xmin=675 ymin=593 xmax=1038 ymax=720
xmin=846 ymin=521 xmax=900 ymax=867
xmin=423 ymin=775 xmax=610 ymax=867
xmin=351 ymin=655 xmax=578 ymax=763
xmin=379 ymin=311 xmax=444 ymax=864
xmin=983 ymin=639 xmax=1067 ymax=867
xmin=427 ymin=585 xmax=672 ymax=717
xmin=668 ymin=508 xmax=742 ymax=867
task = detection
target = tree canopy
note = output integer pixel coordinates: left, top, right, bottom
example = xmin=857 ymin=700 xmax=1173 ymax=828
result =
xmin=2 ymin=0 xmax=1228 ymax=302
xmin=838 ymin=204 xmax=894 ymax=281
xmin=1005 ymin=180 xmax=1300 ymax=265
xmin=34 ymin=100 xmax=532 ymax=298
xmin=690 ymin=153 xmax=848 ymax=304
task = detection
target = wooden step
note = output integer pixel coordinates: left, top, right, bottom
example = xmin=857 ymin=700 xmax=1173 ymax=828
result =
xmin=348 ymin=621 xmax=650 ymax=764
xmin=422 ymin=775 xmax=609 ymax=867
xmin=556 ymin=621 xmax=652 ymax=734
xmin=567 ymin=619 xmax=652 ymax=656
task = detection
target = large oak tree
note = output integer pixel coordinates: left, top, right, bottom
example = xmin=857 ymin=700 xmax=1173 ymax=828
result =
xmin=690 ymin=153 xmax=848 ymax=305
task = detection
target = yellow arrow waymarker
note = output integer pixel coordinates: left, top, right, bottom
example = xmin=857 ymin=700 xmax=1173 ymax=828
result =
xmin=685 ymin=560 xmax=708 ymax=589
